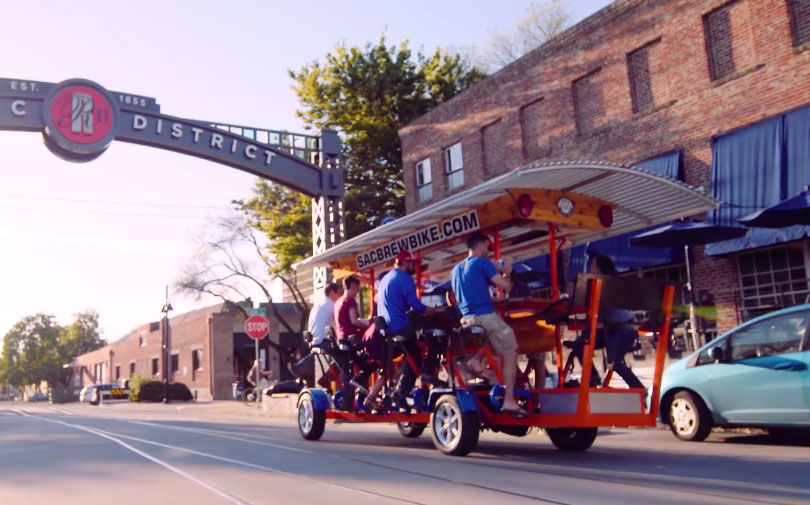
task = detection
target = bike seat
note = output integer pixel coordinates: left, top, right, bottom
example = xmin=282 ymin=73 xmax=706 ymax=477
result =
xmin=337 ymin=340 xmax=353 ymax=352
xmin=347 ymin=333 xmax=363 ymax=349
xmin=458 ymin=325 xmax=486 ymax=336
xmin=392 ymin=333 xmax=409 ymax=343
xmin=422 ymin=328 xmax=448 ymax=339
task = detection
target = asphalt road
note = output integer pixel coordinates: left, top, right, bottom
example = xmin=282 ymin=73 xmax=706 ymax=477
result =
xmin=1 ymin=402 xmax=808 ymax=505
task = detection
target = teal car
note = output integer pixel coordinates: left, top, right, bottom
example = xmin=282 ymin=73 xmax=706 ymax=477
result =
xmin=659 ymin=305 xmax=810 ymax=441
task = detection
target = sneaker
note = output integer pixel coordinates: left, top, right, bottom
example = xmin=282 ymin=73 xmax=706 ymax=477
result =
xmin=390 ymin=390 xmax=410 ymax=412
xmin=419 ymin=373 xmax=440 ymax=386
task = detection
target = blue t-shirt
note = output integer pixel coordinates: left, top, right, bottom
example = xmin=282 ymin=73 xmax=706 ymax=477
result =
xmin=451 ymin=256 xmax=499 ymax=317
xmin=377 ymin=269 xmax=427 ymax=333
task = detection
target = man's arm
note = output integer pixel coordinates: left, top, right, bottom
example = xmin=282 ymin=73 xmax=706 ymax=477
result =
xmin=404 ymin=277 xmax=440 ymax=315
xmin=485 ymin=258 xmax=513 ymax=292
xmin=348 ymin=307 xmax=369 ymax=328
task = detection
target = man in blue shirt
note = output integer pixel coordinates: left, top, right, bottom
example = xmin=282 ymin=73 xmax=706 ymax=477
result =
xmin=378 ymin=250 xmax=440 ymax=409
xmin=452 ymin=232 xmax=526 ymax=418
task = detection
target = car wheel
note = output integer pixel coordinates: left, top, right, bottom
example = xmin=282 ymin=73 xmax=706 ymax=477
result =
xmin=546 ymin=427 xmax=598 ymax=451
xmin=430 ymin=395 xmax=479 ymax=456
xmin=298 ymin=393 xmax=325 ymax=441
xmin=669 ymin=391 xmax=712 ymax=442
xmin=397 ymin=422 xmax=426 ymax=438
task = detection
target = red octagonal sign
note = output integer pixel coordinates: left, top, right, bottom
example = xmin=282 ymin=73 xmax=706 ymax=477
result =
xmin=244 ymin=315 xmax=269 ymax=340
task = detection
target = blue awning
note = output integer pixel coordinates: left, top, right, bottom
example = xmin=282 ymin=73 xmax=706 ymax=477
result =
xmin=515 ymin=151 xmax=685 ymax=285
xmin=707 ymin=105 xmax=810 ymax=255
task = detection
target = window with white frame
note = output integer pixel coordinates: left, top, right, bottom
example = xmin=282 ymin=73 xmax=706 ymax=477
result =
xmin=737 ymin=242 xmax=810 ymax=319
xmin=444 ymin=142 xmax=464 ymax=190
xmin=415 ymin=158 xmax=432 ymax=203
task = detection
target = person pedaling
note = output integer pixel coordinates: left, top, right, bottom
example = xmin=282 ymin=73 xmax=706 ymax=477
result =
xmin=376 ymin=250 xmax=444 ymax=412
xmin=451 ymin=232 xmax=528 ymax=418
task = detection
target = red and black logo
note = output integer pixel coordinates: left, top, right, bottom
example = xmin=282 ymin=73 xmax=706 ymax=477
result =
xmin=42 ymin=79 xmax=118 ymax=162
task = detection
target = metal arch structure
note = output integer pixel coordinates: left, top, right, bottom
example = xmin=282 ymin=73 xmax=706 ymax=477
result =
xmin=0 ymin=77 xmax=345 ymax=294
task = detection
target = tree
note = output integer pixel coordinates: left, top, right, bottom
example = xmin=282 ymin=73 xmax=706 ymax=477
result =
xmin=234 ymin=181 xmax=312 ymax=276
xmin=0 ymin=312 xmax=105 ymax=394
xmin=289 ymin=36 xmax=486 ymax=239
xmin=60 ymin=310 xmax=105 ymax=360
xmin=484 ymin=0 xmax=573 ymax=71
xmin=0 ymin=314 xmax=63 ymax=392
xmin=175 ymin=215 xmax=310 ymax=358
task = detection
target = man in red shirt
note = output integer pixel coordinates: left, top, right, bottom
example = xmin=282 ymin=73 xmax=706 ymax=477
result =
xmin=334 ymin=276 xmax=368 ymax=340
xmin=333 ymin=276 xmax=368 ymax=410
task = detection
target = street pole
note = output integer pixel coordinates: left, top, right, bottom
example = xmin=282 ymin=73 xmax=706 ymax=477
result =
xmin=255 ymin=338 xmax=260 ymax=409
xmin=161 ymin=285 xmax=173 ymax=404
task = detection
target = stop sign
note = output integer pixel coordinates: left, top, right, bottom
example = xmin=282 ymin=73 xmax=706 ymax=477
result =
xmin=244 ymin=315 xmax=269 ymax=340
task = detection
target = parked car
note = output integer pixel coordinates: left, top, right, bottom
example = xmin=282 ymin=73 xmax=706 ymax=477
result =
xmin=80 ymin=383 xmax=125 ymax=405
xmin=660 ymin=304 xmax=810 ymax=441
xmin=27 ymin=392 xmax=49 ymax=402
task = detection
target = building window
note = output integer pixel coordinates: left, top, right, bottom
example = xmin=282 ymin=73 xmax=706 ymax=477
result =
xmin=787 ymin=0 xmax=810 ymax=46
xmin=481 ymin=119 xmax=505 ymax=175
xmin=139 ymin=331 xmax=146 ymax=347
xmin=737 ymin=242 xmax=809 ymax=320
xmin=170 ymin=353 xmax=179 ymax=374
xmin=114 ymin=365 xmax=120 ymax=381
xmin=192 ymin=349 xmax=203 ymax=371
xmin=415 ymin=158 xmax=433 ymax=203
xmin=520 ymin=98 xmax=546 ymax=160
xmin=627 ymin=39 xmax=661 ymax=113
xmin=129 ymin=362 xmax=135 ymax=376
xmin=572 ymin=69 xmax=605 ymax=135
xmin=703 ymin=0 xmax=756 ymax=81
xmin=151 ymin=358 xmax=160 ymax=376
xmin=444 ymin=142 xmax=464 ymax=191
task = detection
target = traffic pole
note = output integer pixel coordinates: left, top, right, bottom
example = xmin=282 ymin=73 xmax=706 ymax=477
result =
xmin=255 ymin=338 xmax=260 ymax=408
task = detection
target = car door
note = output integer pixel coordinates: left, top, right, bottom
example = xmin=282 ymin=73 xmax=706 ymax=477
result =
xmin=707 ymin=310 xmax=810 ymax=425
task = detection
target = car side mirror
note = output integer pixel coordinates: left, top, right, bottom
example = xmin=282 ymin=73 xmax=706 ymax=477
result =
xmin=708 ymin=346 xmax=724 ymax=362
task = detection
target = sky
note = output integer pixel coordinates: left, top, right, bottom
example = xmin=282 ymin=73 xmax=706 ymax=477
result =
xmin=0 ymin=0 xmax=613 ymax=342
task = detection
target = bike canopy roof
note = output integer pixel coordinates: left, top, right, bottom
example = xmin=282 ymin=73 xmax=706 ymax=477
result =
xmin=294 ymin=161 xmax=718 ymax=280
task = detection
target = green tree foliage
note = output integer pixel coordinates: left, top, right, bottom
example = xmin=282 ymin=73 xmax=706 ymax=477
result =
xmin=234 ymin=182 xmax=312 ymax=275
xmin=60 ymin=311 xmax=105 ymax=360
xmin=0 ymin=311 xmax=105 ymax=391
xmin=288 ymin=36 xmax=486 ymax=240
xmin=0 ymin=314 xmax=63 ymax=389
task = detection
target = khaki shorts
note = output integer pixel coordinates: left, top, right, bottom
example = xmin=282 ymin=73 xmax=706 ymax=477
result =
xmin=461 ymin=312 xmax=518 ymax=355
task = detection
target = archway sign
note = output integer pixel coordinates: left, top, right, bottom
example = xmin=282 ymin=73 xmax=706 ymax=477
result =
xmin=0 ymin=77 xmax=345 ymax=292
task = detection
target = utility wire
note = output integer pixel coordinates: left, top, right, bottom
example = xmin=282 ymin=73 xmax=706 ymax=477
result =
xmin=0 ymin=193 xmax=234 ymax=210
xmin=0 ymin=205 xmax=237 ymax=220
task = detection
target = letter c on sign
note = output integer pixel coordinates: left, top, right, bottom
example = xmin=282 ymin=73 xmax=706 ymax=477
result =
xmin=11 ymin=100 xmax=25 ymax=117
xmin=244 ymin=144 xmax=257 ymax=159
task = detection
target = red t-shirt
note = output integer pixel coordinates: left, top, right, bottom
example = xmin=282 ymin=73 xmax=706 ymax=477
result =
xmin=334 ymin=295 xmax=360 ymax=340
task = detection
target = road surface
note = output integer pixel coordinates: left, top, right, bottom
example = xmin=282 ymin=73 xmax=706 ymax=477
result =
xmin=1 ymin=402 xmax=808 ymax=505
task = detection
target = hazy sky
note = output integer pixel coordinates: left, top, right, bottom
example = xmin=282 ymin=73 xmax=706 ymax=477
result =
xmin=0 ymin=0 xmax=613 ymax=342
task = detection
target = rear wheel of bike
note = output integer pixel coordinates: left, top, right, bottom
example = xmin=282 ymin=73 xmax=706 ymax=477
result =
xmin=397 ymin=422 xmax=426 ymax=438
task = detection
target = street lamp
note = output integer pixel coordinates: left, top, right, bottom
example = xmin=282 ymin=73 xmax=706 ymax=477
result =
xmin=161 ymin=286 xmax=173 ymax=404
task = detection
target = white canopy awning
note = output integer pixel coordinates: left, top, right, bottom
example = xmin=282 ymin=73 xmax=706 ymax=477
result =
xmin=295 ymin=161 xmax=718 ymax=273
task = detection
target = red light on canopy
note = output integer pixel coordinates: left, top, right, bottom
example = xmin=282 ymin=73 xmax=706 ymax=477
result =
xmin=598 ymin=205 xmax=613 ymax=228
xmin=517 ymin=194 xmax=534 ymax=217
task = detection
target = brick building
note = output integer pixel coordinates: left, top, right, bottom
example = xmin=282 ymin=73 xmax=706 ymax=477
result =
xmin=73 ymin=303 xmax=302 ymax=400
xmin=399 ymin=0 xmax=810 ymax=334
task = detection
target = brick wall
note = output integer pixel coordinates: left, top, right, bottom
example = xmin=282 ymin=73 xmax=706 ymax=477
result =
xmin=75 ymin=303 xmax=302 ymax=401
xmin=399 ymin=0 xmax=810 ymax=333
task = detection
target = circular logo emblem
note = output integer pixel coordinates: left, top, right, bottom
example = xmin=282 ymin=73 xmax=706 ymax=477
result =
xmin=42 ymin=79 xmax=118 ymax=161
xmin=557 ymin=197 xmax=575 ymax=217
